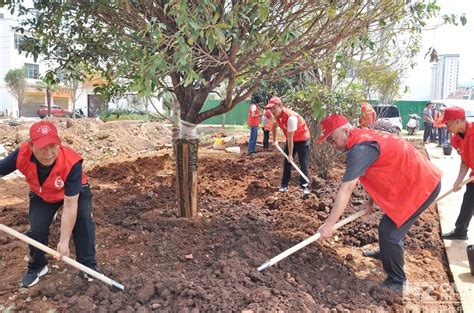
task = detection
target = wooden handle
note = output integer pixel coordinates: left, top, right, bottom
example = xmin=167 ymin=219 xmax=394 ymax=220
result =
xmin=0 ymin=224 xmax=124 ymax=290
xmin=274 ymin=143 xmax=310 ymax=183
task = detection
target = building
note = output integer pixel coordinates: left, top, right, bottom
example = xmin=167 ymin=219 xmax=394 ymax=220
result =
xmin=430 ymin=54 xmax=460 ymax=100
xmin=0 ymin=8 xmax=162 ymax=118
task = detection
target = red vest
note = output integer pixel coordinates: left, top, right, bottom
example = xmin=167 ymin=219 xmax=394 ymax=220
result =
xmin=247 ymin=104 xmax=261 ymax=127
xmin=16 ymin=142 xmax=88 ymax=203
xmin=275 ymin=108 xmax=311 ymax=142
xmin=263 ymin=110 xmax=273 ymax=131
xmin=346 ymin=129 xmax=442 ymax=228
xmin=451 ymin=121 xmax=474 ymax=177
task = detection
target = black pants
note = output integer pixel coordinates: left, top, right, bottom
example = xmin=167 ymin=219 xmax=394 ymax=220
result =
xmin=378 ymin=182 xmax=440 ymax=283
xmin=262 ymin=128 xmax=270 ymax=149
xmin=454 ymin=182 xmax=474 ymax=236
xmin=281 ymin=140 xmax=310 ymax=188
xmin=27 ymin=184 xmax=96 ymax=270
xmin=423 ymin=122 xmax=433 ymax=142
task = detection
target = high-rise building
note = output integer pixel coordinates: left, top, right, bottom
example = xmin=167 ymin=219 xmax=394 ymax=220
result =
xmin=430 ymin=54 xmax=460 ymax=100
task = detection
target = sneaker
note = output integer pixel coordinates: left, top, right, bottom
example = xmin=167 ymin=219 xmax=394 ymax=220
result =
xmin=77 ymin=266 xmax=98 ymax=282
xmin=278 ymin=186 xmax=288 ymax=192
xmin=21 ymin=265 xmax=48 ymax=288
xmin=302 ymin=187 xmax=310 ymax=196
xmin=362 ymin=249 xmax=381 ymax=260
xmin=379 ymin=278 xmax=405 ymax=294
xmin=441 ymin=230 xmax=468 ymax=240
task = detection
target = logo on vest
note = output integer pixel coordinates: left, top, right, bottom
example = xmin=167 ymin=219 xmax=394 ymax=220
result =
xmin=54 ymin=176 xmax=65 ymax=189
xmin=37 ymin=125 xmax=52 ymax=135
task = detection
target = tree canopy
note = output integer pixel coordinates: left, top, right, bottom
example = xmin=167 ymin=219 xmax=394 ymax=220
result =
xmin=5 ymin=0 xmax=454 ymax=124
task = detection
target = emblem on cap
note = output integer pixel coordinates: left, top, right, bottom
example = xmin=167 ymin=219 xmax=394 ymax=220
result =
xmin=38 ymin=125 xmax=52 ymax=135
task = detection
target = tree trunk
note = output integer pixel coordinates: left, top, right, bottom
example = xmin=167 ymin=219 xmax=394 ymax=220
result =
xmin=46 ymin=87 xmax=52 ymax=117
xmin=175 ymin=139 xmax=199 ymax=217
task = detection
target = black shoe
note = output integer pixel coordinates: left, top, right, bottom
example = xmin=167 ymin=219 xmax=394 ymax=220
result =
xmin=441 ymin=230 xmax=468 ymax=240
xmin=379 ymin=278 xmax=405 ymax=293
xmin=77 ymin=266 xmax=99 ymax=282
xmin=21 ymin=265 xmax=48 ymax=288
xmin=362 ymin=249 xmax=381 ymax=260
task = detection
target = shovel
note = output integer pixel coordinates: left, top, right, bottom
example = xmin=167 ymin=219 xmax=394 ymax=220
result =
xmin=0 ymin=223 xmax=125 ymax=291
xmin=274 ymin=143 xmax=309 ymax=183
xmin=257 ymin=176 xmax=474 ymax=272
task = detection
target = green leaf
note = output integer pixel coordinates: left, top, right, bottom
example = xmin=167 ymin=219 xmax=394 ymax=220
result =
xmin=216 ymin=22 xmax=232 ymax=29
xmin=213 ymin=28 xmax=226 ymax=45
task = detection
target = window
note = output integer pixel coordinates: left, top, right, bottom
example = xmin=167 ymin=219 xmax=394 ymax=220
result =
xmin=25 ymin=63 xmax=39 ymax=79
xmin=14 ymin=34 xmax=24 ymax=50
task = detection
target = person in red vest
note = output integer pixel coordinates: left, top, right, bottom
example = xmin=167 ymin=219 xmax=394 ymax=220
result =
xmin=440 ymin=107 xmax=474 ymax=240
xmin=262 ymin=108 xmax=274 ymax=150
xmin=359 ymin=101 xmax=376 ymax=128
xmin=316 ymin=114 xmax=442 ymax=292
xmin=247 ymin=96 xmax=262 ymax=155
xmin=433 ymin=106 xmax=447 ymax=147
xmin=0 ymin=121 xmax=97 ymax=287
xmin=265 ymin=96 xmax=311 ymax=196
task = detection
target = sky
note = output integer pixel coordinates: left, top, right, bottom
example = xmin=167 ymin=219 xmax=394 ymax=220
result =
xmin=402 ymin=0 xmax=474 ymax=100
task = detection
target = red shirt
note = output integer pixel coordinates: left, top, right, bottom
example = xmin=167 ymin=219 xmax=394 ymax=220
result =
xmin=346 ymin=129 xmax=442 ymax=227
xmin=275 ymin=108 xmax=310 ymax=142
xmin=16 ymin=143 xmax=87 ymax=203
xmin=451 ymin=121 xmax=474 ymax=176
xmin=247 ymin=104 xmax=261 ymax=127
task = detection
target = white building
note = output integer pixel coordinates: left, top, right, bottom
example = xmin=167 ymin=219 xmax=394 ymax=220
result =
xmin=0 ymin=8 xmax=163 ymax=118
xmin=430 ymin=54 xmax=460 ymax=100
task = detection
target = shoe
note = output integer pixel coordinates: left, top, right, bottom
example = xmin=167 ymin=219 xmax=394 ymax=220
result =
xmin=379 ymin=278 xmax=405 ymax=293
xmin=441 ymin=230 xmax=468 ymax=240
xmin=78 ymin=266 xmax=99 ymax=282
xmin=21 ymin=265 xmax=48 ymax=288
xmin=362 ymin=249 xmax=381 ymax=260
xmin=278 ymin=186 xmax=288 ymax=192
xmin=302 ymin=187 xmax=310 ymax=196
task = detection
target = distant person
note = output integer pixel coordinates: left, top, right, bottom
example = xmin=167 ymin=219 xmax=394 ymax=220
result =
xmin=440 ymin=107 xmax=474 ymax=240
xmin=359 ymin=102 xmax=376 ymax=128
xmin=262 ymin=108 xmax=274 ymax=150
xmin=434 ymin=106 xmax=447 ymax=146
xmin=0 ymin=121 xmax=97 ymax=287
xmin=265 ymin=96 xmax=311 ymax=196
xmin=423 ymin=102 xmax=434 ymax=144
xmin=316 ymin=114 xmax=442 ymax=292
xmin=247 ymin=96 xmax=262 ymax=156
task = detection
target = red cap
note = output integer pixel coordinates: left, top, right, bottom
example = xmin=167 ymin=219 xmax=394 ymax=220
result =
xmin=29 ymin=121 xmax=61 ymax=148
xmin=440 ymin=106 xmax=465 ymax=124
xmin=317 ymin=114 xmax=349 ymax=144
xmin=265 ymin=96 xmax=282 ymax=109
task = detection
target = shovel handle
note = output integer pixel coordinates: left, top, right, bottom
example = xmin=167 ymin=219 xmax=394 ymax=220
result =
xmin=257 ymin=209 xmax=368 ymax=271
xmin=433 ymin=176 xmax=474 ymax=204
xmin=0 ymin=224 xmax=124 ymax=290
xmin=274 ymin=143 xmax=310 ymax=183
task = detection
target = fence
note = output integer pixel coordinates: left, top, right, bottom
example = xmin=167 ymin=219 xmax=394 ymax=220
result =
xmin=200 ymin=99 xmax=430 ymax=129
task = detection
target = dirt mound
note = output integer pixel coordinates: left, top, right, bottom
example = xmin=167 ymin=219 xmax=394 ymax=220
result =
xmin=0 ymin=117 xmax=171 ymax=170
xmin=0 ymin=122 xmax=461 ymax=311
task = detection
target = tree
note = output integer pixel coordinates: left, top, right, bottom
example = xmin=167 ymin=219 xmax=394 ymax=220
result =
xmin=4 ymin=68 xmax=28 ymax=117
xmin=7 ymin=0 xmax=454 ymax=217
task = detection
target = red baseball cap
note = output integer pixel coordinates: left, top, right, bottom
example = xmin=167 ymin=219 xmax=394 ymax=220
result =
xmin=265 ymin=96 xmax=282 ymax=109
xmin=29 ymin=121 xmax=61 ymax=148
xmin=317 ymin=114 xmax=349 ymax=144
xmin=440 ymin=106 xmax=465 ymax=124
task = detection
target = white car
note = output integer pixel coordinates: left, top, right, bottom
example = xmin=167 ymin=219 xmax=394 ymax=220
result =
xmin=372 ymin=104 xmax=403 ymax=134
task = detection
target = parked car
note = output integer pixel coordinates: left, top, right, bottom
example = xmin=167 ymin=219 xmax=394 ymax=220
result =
xmin=37 ymin=105 xmax=72 ymax=118
xmin=372 ymin=104 xmax=403 ymax=135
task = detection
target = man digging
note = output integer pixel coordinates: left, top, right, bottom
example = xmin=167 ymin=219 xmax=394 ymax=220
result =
xmin=316 ymin=114 xmax=442 ymax=292
xmin=266 ymin=96 xmax=311 ymax=196
xmin=0 ymin=121 xmax=97 ymax=287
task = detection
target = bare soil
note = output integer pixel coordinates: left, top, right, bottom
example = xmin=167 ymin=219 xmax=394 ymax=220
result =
xmin=0 ymin=120 xmax=461 ymax=312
